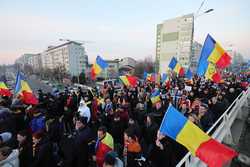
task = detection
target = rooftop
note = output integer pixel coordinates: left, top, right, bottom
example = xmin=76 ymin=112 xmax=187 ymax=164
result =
xmin=45 ymin=41 xmax=82 ymax=52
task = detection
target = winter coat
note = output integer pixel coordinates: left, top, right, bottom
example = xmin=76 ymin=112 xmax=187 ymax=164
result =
xmin=78 ymin=105 xmax=91 ymax=123
xmin=72 ymin=126 xmax=93 ymax=167
xmin=30 ymin=114 xmax=45 ymax=134
xmin=32 ymin=138 xmax=55 ymax=167
xmin=46 ymin=118 xmax=63 ymax=143
xmin=0 ymin=149 xmax=19 ymax=167
xmin=200 ymin=110 xmax=214 ymax=132
xmin=143 ymin=122 xmax=158 ymax=145
xmin=150 ymin=137 xmax=173 ymax=167
xmin=124 ymin=140 xmax=141 ymax=167
xmin=19 ymin=141 xmax=33 ymax=167
xmin=110 ymin=120 xmax=125 ymax=144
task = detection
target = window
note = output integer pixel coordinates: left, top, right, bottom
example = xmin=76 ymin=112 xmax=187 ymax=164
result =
xmin=162 ymin=32 xmax=179 ymax=42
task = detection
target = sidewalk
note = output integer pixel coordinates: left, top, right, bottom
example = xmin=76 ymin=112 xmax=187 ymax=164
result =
xmin=231 ymin=100 xmax=250 ymax=167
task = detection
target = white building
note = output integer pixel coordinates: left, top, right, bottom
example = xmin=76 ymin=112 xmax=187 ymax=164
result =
xmin=41 ymin=41 xmax=88 ymax=76
xmin=156 ymin=13 xmax=194 ymax=73
xmin=190 ymin=41 xmax=202 ymax=73
xmin=15 ymin=53 xmax=42 ymax=70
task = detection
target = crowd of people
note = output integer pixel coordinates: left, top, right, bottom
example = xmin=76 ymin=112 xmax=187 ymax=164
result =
xmin=0 ymin=73 xmax=249 ymax=167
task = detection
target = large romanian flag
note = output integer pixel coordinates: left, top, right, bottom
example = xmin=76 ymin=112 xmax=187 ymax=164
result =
xmin=0 ymin=82 xmax=12 ymax=97
xmin=91 ymin=55 xmax=108 ymax=79
xmin=119 ymin=75 xmax=138 ymax=87
xmin=168 ymin=57 xmax=185 ymax=76
xmin=197 ymin=34 xmax=231 ymax=76
xmin=159 ymin=105 xmax=238 ymax=167
xmin=15 ymin=72 xmax=38 ymax=105
xmin=206 ymin=34 xmax=231 ymax=68
xmin=96 ymin=132 xmax=114 ymax=167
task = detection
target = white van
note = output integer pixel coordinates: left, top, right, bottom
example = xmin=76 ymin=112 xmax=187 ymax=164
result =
xmin=96 ymin=79 xmax=121 ymax=90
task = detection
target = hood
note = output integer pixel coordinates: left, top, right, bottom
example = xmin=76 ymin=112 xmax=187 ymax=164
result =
xmin=0 ymin=149 xmax=19 ymax=166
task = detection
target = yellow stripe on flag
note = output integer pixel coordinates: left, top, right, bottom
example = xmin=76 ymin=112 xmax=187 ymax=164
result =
xmin=174 ymin=63 xmax=181 ymax=74
xmin=20 ymin=80 xmax=32 ymax=93
xmin=119 ymin=76 xmax=130 ymax=86
xmin=208 ymin=43 xmax=225 ymax=64
xmin=205 ymin=63 xmax=216 ymax=80
xmin=176 ymin=121 xmax=210 ymax=155
xmin=151 ymin=96 xmax=160 ymax=104
xmin=0 ymin=82 xmax=8 ymax=89
xmin=93 ymin=63 xmax=102 ymax=75
xmin=102 ymin=133 xmax=114 ymax=149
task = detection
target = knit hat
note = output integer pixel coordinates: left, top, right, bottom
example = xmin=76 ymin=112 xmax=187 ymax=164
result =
xmin=0 ymin=132 xmax=12 ymax=143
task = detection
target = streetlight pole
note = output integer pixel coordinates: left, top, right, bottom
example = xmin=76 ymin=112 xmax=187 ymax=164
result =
xmin=195 ymin=9 xmax=214 ymax=19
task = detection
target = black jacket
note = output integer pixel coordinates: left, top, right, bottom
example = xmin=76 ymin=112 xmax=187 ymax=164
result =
xmin=150 ymin=137 xmax=175 ymax=167
xmin=110 ymin=120 xmax=125 ymax=144
xmin=143 ymin=122 xmax=158 ymax=145
xmin=73 ymin=126 xmax=93 ymax=167
xmin=19 ymin=141 xmax=33 ymax=167
xmin=200 ymin=110 xmax=214 ymax=132
xmin=32 ymin=137 xmax=56 ymax=167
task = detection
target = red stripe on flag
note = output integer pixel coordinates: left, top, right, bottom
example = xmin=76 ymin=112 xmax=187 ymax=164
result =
xmin=0 ymin=88 xmax=12 ymax=97
xmin=22 ymin=91 xmax=38 ymax=105
xmin=179 ymin=67 xmax=185 ymax=76
xmin=216 ymin=52 xmax=231 ymax=68
xmin=127 ymin=76 xmax=138 ymax=87
xmin=212 ymin=72 xmax=221 ymax=83
xmin=91 ymin=68 xmax=96 ymax=80
xmin=196 ymin=138 xmax=238 ymax=167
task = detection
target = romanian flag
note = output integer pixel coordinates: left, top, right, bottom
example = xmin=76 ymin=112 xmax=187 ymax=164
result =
xmin=150 ymin=90 xmax=161 ymax=105
xmin=15 ymin=72 xmax=38 ymax=105
xmin=91 ymin=55 xmax=108 ymax=79
xmin=185 ymin=68 xmax=193 ymax=80
xmin=0 ymin=82 xmax=12 ymax=97
xmin=197 ymin=34 xmax=231 ymax=76
xmin=168 ymin=57 xmax=185 ymax=76
xmin=119 ymin=75 xmax=138 ymax=87
xmin=96 ymin=132 xmax=114 ymax=167
xmin=144 ymin=72 xmax=153 ymax=82
xmin=205 ymin=63 xmax=221 ymax=83
xmin=159 ymin=105 xmax=237 ymax=167
xmin=206 ymin=35 xmax=232 ymax=68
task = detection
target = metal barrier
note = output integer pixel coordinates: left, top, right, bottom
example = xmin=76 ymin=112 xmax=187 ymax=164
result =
xmin=176 ymin=87 xmax=250 ymax=167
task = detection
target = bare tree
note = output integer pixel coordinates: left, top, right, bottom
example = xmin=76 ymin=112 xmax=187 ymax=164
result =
xmin=134 ymin=56 xmax=155 ymax=78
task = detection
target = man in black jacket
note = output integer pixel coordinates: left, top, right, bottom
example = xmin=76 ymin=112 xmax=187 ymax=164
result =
xmin=73 ymin=116 xmax=94 ymax=167
xmin=32 ymin=131 xmax=56 ymax=167
xmin=17 ymin=130 xmax=32 ymax=167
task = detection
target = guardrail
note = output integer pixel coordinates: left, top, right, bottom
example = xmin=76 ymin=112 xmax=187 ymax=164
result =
xmin=176 ymin=87 xmax=250 ymax=167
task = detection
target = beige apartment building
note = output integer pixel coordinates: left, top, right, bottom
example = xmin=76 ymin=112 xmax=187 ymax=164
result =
xmin=156 ymin=13 xmax=194 ymax=73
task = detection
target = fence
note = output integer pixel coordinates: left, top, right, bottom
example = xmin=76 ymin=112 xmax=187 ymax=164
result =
xmin=176 ymin=87 xmax=250 ymax=167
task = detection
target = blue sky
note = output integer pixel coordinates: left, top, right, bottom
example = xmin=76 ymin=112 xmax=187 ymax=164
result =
xmin=0 ymin=0 xmax=249 ymax=64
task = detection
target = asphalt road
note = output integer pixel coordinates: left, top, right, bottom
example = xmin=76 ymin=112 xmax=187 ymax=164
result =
xmin=5 ymin=68 xmax=53 ymax=95
xmin=27 ymin=75 xmax=53 ymax=94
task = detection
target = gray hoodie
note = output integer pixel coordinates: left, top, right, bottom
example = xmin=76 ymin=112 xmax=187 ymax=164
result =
xmin=115 ymin=157 xmax=124 ymax=167
xmin=0 ymin=149 xmax=19 ymax=167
